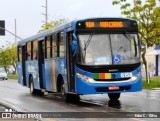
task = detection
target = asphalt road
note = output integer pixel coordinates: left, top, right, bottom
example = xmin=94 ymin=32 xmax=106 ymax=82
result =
xmin=0 ymin=79 xmax=160 ymax=121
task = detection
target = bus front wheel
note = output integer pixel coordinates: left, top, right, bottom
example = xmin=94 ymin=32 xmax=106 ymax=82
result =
xmin=30 ymin=77 xmax=37 ymax=95
xmin=61 ymin=84 xmax=70 ymax=102
xmin=61 ymin=82 xmax=80 ymax=103
xmin=108 ymin=93 xmax=120 ymax=101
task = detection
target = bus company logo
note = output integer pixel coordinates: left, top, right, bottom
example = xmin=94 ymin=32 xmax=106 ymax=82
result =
xmin=109 ymin=69 xmax=118 ymax=72
xmin=2 ymin=113 xmax=11 ymax=118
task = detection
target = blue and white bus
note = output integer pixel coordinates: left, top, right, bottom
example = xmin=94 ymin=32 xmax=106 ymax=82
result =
xmin=17 ymin=18 xmax=142 ymax=102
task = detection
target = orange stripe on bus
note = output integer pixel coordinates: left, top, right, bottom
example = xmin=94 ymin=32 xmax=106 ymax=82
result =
xmin=99 ymin=73 xmax=105 ymax=79
xmin=52 ymin=60 xmax=57 ymax=92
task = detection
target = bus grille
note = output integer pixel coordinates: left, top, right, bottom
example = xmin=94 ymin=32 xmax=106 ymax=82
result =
xmin=94 ymin=78 xmax=130 ymax=82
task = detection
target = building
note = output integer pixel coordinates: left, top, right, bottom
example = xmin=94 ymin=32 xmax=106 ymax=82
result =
xmin=148 ymin=45 xmax=160 ymax=76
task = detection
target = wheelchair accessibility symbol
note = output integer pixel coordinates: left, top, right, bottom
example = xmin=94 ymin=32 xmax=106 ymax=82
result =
xmin=113 ymin=54 xmax=121 ymax=63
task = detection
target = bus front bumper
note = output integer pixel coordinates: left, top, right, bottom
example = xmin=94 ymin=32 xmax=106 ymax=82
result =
xmin=75 ymin=76 xmax=142 ymax=95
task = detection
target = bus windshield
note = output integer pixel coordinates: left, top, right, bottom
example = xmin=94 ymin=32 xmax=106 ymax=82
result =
xmin=77 ymin=33 xmax=140 ymax=65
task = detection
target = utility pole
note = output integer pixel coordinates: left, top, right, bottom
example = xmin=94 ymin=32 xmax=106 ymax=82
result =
xmin=46 ymin=0 xmax=48 ymax=24
xmin=42 ymin=0 xmax=48 ymax=25
xmin=15 ymin=19 xmax=17 ymax=44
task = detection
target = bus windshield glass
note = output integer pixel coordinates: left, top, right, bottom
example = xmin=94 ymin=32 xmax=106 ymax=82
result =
xmin=77 ymin=33 xmax=140 ymax=65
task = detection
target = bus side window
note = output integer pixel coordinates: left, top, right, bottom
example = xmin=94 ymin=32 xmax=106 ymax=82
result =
xmin=18 ymin=47 xmax=22 ymax=62
xmin=26 ymin=42 xmax=32 ymax=61
xmin=52 ymin=34 xmax=57 ymax=58
xmin=42 ymin=40 xmax=45 ymax=56
xmin=45 ymin=36 xmax=51 ymax=59
xmin=59 ymin=32 xmax=65 ymax=58
xmin=33 ymin=40 xmax=38 ymax=60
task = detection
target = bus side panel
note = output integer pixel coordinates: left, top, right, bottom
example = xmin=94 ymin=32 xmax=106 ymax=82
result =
xmin=55 ymin=59 xmax=65 ymax=75
xmin=17 ymin=62 xmax=23 ymax=85
xmin=44 ymin=58 xmax=66 ymax=92
xmin=44 ymin=59 xmax=53 ymax=91
xmin=54 ymin=58 xmax=68 ymax=92
xmin=25 ymin=61 xmax=40 ymax=89
xmin=44 ymin=58 xmax=67 ymax=92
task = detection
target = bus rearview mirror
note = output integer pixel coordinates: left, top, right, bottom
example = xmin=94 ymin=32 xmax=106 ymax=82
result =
xmin=72 ymin=40 xmax=77 ymax=54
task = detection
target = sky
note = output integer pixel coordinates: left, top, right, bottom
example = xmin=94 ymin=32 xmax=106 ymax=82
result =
xmin=0 ymin=0 xmax=122 ymax=47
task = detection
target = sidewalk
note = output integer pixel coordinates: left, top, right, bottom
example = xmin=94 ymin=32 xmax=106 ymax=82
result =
xmin=150 ymin=88 xmax=160 ymax=90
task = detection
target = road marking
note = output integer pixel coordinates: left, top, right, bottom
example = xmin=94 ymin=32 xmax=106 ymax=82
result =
xmin=130 ymin=118 xmax=145 ymax=121
xmin=1 ymin=98 xmax=22 ymax=105
xmin=42 ymin=119 xmax=57 ymax=121
xmin=84 ymin=107 xmax=95 ymax=111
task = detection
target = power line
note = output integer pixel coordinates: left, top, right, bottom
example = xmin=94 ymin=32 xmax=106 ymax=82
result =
xmin=0 ymin=27 xmax=22 ymax=40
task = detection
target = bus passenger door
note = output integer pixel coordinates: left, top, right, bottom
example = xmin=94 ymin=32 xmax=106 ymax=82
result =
xmin=66 ymin=32 xmax=75 ymax=92
xmin=22 ymin=45 xmax=26 ymax=86
xmin=38 ymin=39 xmax=46 ymax=89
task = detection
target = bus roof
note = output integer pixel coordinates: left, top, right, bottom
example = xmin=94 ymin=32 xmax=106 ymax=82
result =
xmin=17 ymin=17 xmax=136 ymax=46
xmin=17 ymin=20 xmax=76 ymax=46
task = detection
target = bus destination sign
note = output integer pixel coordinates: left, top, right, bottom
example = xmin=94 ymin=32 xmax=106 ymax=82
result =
xmin=85 ymin=21 xmax=123 ymax=28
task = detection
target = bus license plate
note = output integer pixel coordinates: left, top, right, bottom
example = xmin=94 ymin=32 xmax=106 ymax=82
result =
xmin=108 ymin=86 xmax=119 ymax=90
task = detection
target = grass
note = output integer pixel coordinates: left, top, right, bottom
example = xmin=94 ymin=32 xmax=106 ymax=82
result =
xmin=142 ymin=77 xmax=160 ymax=89
xmin=8 ymin=74 xmax=18 ymax=80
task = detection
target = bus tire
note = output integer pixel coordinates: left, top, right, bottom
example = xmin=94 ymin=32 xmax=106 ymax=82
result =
xmin=63 ymin=93 xmax=80 ymax=103
xmin=38 ymin=91 xmax=44 ymax=96
xmin=60 ymin=78 xmax=80 ymax=103
xmin=108 ymin=93 xmax=120 ymax=101
xmin=64 ymin=94 xmax=71 ymax=103
xmin=71 ymin=94 xmax=80 ymax=103
xmin=30 ymin=76 xmax=37 ymax=95
xmin=61 ymin=83 xmax=70 ymax=102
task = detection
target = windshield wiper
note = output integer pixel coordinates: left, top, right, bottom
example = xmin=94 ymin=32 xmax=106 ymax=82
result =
xmin=83 ymin=33 xmax=93 ymax=51
xmin=82 ymin=33 xmax=93 ymax=62
xmin=123 ymin=31 xmax=134 ymax=43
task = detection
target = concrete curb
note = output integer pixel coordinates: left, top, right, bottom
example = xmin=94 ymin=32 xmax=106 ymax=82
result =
xmin=143 ymin=88 xmax=160 ymax=90
xmin=150 ymin=88 xmax=160 ymax=90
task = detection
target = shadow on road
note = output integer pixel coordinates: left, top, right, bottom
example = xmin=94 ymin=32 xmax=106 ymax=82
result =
xmin=108 ymin=100 xmax=121 ymax=109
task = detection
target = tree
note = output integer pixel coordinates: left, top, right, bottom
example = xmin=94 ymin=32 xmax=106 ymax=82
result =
xmin=7 ymin=44 xmax=17 ymax=74
xmin=0 ymin=43 xmax=17 ymax=74
xmin=39 ymin=18 xmax=68 ymax=32
xmin=0 ymin=47 xmax=11 ymax=72
xmin=112 ymin=0 xmax=160 ymax=82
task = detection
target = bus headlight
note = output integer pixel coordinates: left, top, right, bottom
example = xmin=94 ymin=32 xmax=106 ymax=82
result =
xmin=130 ymin=72 xmax=141 ymax=81
xmin=76 ymin=73 xmax=95 ymax=83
